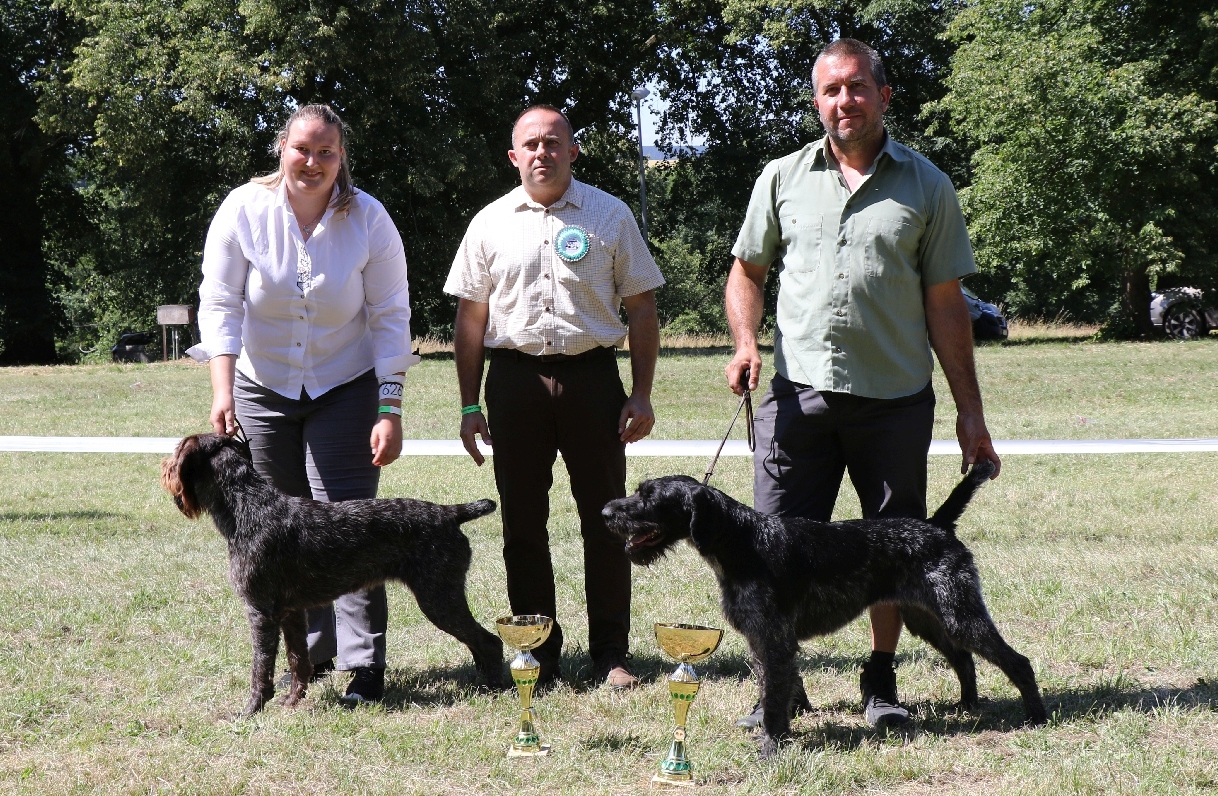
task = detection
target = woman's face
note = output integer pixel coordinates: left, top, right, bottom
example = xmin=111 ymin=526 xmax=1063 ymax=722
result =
xmin=281 ymin=118 xmax=343 ymax=204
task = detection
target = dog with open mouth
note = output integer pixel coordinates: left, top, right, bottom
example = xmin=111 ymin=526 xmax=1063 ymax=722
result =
xmin=602 ymin=462 xmax=1046 ymax=756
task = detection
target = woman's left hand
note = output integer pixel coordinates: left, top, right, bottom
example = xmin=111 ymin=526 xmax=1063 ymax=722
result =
xmin=370 ymin=416 xmax=403 ymax=467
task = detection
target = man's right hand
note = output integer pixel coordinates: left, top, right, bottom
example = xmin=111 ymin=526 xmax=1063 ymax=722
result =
xmin=725 ymin=348 xmax=761 ymax=396
xmin=460 ymin=411 xmax=492 ymax=466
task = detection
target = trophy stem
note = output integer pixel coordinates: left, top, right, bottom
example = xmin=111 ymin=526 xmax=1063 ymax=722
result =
xmin=507 ymin=650 xmax=550 ymax=757
xmin=653 ymin=662 xmax=701 ymax=786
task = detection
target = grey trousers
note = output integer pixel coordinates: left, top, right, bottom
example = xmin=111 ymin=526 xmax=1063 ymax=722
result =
xmin=753 ymin=374 xmax=936 ymax=522
xmin=233 ymin=370 xmax=387 ymax=670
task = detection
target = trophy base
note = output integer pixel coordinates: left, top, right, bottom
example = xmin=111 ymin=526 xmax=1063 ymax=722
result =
xmin=507 ymin=744 xmax=551 ymax=758
xmin=651 ymin=771 xmax=694 ymax=787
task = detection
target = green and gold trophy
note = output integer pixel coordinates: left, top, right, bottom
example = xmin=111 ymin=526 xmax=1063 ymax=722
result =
xmin=652 ymin=623 xmax=724 ymax=786
xmin=495 ymin=615 xmax=554 ymax=757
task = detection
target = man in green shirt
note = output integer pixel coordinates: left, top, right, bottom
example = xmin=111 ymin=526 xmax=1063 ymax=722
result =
xmin=725 ymin=38 xmax=1002 ymax=732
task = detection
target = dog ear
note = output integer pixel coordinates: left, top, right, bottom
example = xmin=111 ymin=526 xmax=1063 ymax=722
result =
xmin=684 ymin=482 xmax=726 ymax=552
xmin=161 ymin=435 xmax=202 ymax=519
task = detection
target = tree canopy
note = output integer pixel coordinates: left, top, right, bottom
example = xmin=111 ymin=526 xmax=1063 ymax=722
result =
xmin=2 ymin=0 xmax=1216 ymax=361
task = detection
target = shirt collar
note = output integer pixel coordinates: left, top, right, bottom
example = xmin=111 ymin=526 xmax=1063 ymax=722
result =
xmin=512 ymin=179 xmax=585 ymax=211
xmin=810 ymin=132 xmax=909 ymax=171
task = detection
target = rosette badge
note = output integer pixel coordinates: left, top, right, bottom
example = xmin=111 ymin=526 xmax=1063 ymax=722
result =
xmin=554 ymin=225 xmax=590 ymax=262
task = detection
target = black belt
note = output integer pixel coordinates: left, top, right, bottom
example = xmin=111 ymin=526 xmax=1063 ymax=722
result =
xmin=490 ymin=346 xmax=613 ymax=364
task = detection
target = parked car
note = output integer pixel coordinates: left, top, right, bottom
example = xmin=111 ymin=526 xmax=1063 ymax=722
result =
xmin=111 ymin=330 xmax=156 ymax=363
xmin=1150 ymin=287 xmax=1216 ymax=340
xmin=962 ymin=285 xmax=1008 ymax=341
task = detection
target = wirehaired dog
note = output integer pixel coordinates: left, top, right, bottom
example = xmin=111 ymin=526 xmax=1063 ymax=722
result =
xmin=161 ymin=433 xmax=505 ymax=716
xmin=602 ymin=463 xmax=1046 ymax=756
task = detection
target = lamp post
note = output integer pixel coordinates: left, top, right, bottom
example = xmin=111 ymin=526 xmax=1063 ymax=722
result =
xmin=630 ymin=87 xmax=651 ymax=242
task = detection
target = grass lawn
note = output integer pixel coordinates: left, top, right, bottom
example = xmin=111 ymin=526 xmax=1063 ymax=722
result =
xmin=2 ymin=336 xmax=1217 ymax=794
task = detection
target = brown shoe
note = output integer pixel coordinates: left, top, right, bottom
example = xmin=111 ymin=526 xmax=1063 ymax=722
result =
xmin=604 ymin=665 xmax=639 ymax=690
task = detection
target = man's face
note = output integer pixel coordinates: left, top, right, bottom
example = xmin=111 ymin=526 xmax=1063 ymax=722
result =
xmin=509 ymin=109 xmax=579 ymax=197
xmin=813 ymin=54 xmax=891 ymax=148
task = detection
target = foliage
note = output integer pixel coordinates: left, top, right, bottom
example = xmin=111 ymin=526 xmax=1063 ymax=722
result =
xmin=29 ymin=0 xmax=655 ymax=357
xmin=932 ymin=0 xmax=1218 ymax=336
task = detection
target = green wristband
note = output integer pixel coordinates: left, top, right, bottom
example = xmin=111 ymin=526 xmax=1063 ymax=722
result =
xmin=378 ymin=405 xmax=402 ymax=416
xmin=461 ymin=404 xmax=482 ymax=416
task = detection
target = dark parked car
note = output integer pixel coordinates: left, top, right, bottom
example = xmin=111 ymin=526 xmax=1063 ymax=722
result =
xmin=111 ymin=330 xmax=157 ymax=363
xmin=962 ymin=285 xmax=1008 ymax=341
xmin=1150 ymin=287 xmax=1216 ymax=340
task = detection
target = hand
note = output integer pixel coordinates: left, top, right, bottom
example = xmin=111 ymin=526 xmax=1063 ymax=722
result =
xmin=957 ymin=411 xmax=1001 ymax=478
xmin=618 ymin=393 xmax=655 ymax=443
xmin=210 ymin=393 xmax=237 ymax=436
xmin=725 ymin=348 xmax=761 ymax=396
xmin=460 ymin=411 xmax=492 ymax=466
xmin=370 ymin=416 xmax=403 ymax=467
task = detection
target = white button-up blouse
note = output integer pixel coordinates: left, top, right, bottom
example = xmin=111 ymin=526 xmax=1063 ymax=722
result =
xmin=188 ymin=182 xmax=420 ymax=399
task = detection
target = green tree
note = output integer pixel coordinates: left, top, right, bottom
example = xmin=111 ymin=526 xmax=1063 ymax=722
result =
xmin=38 ymin=0 xmax=656 ymax=353
xmin=645 ymin=0 xmax=966 ymax=334
xmin=932 ymin=0 xmax=1218 ymax=336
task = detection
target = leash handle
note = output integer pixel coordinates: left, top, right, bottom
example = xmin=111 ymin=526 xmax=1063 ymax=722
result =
xmin=703 ymin=368 xmax=755 ymax=485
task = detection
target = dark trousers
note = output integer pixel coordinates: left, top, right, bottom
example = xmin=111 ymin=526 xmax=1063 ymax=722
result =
xmin=753 ymin=374 xmax=935 ymax=522
xmin=233 ymin=370 xmax=387 ymax=670
xmin=485 ymin=348 xmax=630 ymax=667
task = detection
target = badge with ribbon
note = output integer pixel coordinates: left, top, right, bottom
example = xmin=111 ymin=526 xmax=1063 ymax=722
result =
xmin=554 ymin=225 xmax=591 ymax=263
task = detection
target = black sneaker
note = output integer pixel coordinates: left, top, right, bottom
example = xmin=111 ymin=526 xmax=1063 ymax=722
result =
xmin=340 ymin=667 xmax=385 ymax=705
xmin=860 ymin=660 xmax=911 ymax=730
xmin=275 ymin=658 xmax=333 ymax=691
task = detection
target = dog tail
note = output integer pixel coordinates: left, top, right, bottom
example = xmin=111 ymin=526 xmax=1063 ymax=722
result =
xmin=452 ymin=499 xmax=497 ymax=524
xmin=928 ymin=460 xmax=996 ymax=533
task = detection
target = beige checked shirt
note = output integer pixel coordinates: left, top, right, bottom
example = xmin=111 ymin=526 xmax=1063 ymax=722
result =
xmin=444 ymin=180 xmax=664 ymax=355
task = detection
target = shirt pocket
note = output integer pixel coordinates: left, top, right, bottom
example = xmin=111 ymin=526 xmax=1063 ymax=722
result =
xmin=780 ymin=212 xmax=822 ymax=273
xmin=863 ymin=217 xmax=921 ymax=280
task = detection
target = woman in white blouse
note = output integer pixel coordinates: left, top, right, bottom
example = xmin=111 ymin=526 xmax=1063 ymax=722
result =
xmin=188 ymin=104 xmax=419 ymax=704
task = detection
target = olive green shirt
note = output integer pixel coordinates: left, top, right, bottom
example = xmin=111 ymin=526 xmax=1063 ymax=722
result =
xmin=732 ymin=135 xmax=976 ymax=399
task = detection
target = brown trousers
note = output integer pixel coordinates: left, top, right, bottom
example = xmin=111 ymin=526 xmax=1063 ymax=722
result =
xmin=484 ymin=347 xmax=630 ymax=666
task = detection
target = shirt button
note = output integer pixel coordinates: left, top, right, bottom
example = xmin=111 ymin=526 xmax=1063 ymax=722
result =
xmin=545 ymin=307 xmax=552 ymax=313
xmin=543 ymin=240 xmax=549 ymax=245
xmin=839 ymin=238 xmax=847 ymax=246
xmin=835 ymin=309 xmax=845 ymax=317
xmin=543 ymin=273 xmax=550 ymax=279
xmin=546 ymin=341 xmax=553 ymax=346
xmin=837 ymin=273 xmax=845 ymax=279
xmin=296 ymin=342 xmax=302 ymax=346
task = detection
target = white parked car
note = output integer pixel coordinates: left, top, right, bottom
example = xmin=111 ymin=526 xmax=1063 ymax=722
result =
xmin=1150 ymin=287 xmax=1216 ymax=340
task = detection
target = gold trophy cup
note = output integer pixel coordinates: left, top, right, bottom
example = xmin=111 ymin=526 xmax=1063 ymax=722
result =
xmin=652 ymin=623 xmax=724 ymax=786
xmin=495 ymin=615 xmax=554 ymax=757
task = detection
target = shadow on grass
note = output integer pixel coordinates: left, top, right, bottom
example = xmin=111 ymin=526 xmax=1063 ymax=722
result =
xmin=780 ymin=677 xmax=1218 ymax=754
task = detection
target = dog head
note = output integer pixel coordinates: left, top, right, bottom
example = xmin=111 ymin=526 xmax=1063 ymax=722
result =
xmin=160 ymin=433 xmax=252 ymax=519
xmin=602 ymin=475 xmax=730 ymax=566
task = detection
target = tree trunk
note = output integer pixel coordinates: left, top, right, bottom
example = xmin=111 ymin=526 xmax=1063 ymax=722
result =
xmin=1119 ymin=262 xmax=1155 ymax=340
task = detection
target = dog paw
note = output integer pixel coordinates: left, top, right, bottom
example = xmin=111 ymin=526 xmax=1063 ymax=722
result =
xmin=1025 ymin=710 xmax=1049 ymax=727
xmin=755 ymin=732 xmax=784 ymax=759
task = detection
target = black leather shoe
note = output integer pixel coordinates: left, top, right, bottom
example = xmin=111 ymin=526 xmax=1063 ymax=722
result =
xmin=340 ymin=667 xmax=385 ymax=705
xmin=860 ymin=660 xmax=912 ymax=730
xmin=736 ymin=701 xmax=764 ymax=730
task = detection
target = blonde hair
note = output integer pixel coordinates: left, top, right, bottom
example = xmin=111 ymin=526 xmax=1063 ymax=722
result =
xmin=252 ymin=104 xmax=356 ymax=215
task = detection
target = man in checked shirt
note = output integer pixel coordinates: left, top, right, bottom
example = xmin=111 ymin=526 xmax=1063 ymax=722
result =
xmin=444 ymin=105 xmax=664 ymax=690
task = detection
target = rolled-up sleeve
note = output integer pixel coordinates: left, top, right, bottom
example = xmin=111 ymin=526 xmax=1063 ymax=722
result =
xmin=189 ymin=195 xmax=249 ymax=362
xmin=363 ymin=207 xmax=421 ymax=376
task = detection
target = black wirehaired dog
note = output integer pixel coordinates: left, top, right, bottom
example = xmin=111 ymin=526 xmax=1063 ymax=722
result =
xmin=162 ymin=433 xmax=505 ymax=716
xmin=602 ymin=463 xmax=1046 ymax=756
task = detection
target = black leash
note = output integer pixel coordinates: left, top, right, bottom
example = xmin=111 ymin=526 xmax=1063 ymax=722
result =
xmin=703 ymin=369 xmax=755 ymax=485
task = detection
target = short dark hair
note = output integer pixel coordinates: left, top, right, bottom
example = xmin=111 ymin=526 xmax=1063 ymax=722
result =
xmin=812 ymin=38 xmax=887 ymax=91
xmin=512 ymin=104 xmax=575 ymax=146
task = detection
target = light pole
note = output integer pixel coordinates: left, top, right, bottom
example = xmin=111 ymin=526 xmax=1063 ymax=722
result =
xmin=630 ymin=87 xmax=650 ymax=242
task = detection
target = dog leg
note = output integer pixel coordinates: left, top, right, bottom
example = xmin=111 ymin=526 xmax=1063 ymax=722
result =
xmin=280 ymin=610 xmax=310 ymax=708
xmin=901 ymin=604 xmax=978 ymax=708
xmin=936 ymin=590 xmax=1047 ymax=725
xmin=411 ymin=580 xmax=505 ymax=689
xmin=751 ymin=625 xmax=799 ymax=758
xmin=243 ymin=609 xmax=279 ymax=717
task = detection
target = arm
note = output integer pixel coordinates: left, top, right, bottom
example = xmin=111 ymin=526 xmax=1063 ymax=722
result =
xmin=209 ymin=354 xmax=237 ymax=435
xmin=724 ymin=257 xmax=770 ymax=394
xmin=924 ymin=279 xmax=1001 ymax=477
xmin=619 ymin=290 xmax=659 ymax=443
xmin=370 ymin=371 xmax=405 ymax=467
xmin=455 ymin=298 xmax=492 ymax=465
